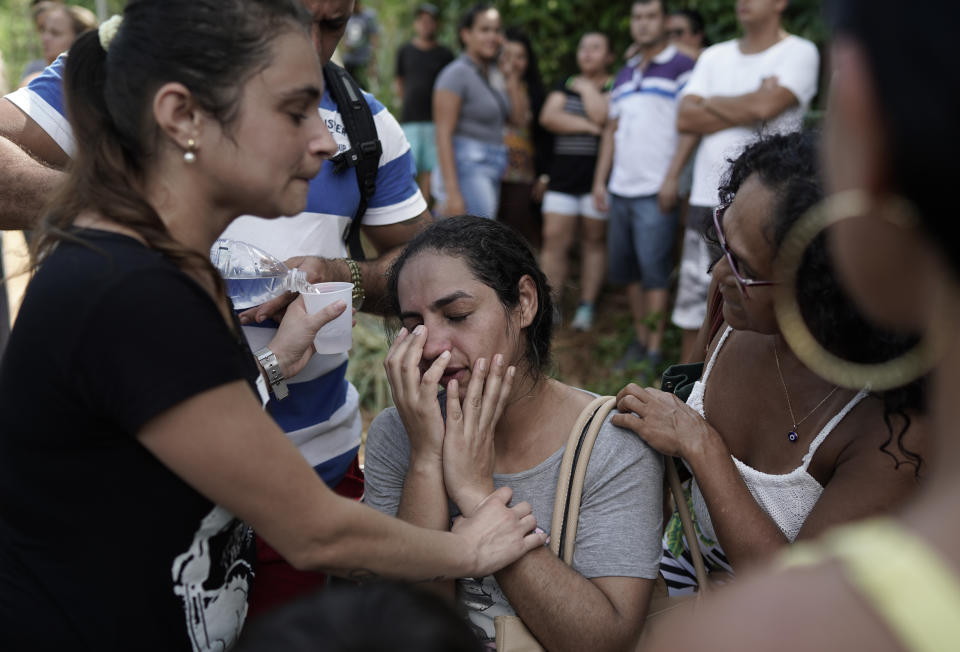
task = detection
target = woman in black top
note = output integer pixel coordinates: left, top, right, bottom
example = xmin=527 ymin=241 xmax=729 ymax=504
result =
xmin=0 ymin=2 xmax=544 ymax=649
xmin=539 ymin=32 xmax=614 ymax=331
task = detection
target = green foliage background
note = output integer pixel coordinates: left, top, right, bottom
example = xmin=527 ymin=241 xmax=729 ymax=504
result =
xmin=368 ymin=0 xmax=826 ymax=115
xmin=0 ymin=0 xmax=125 ymax=88
xmin=0 ymin=0 xmax=828 ymax=419
xmin=3 ymin=1 xmax=826 ymax=103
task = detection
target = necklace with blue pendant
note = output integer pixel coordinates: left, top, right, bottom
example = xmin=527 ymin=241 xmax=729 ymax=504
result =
xmin=774 ymin=339 xmax=840 ymax=443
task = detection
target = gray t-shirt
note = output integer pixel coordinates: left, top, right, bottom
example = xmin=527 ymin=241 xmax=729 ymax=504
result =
xmin=364 ymin=402 xmax=664 ymax=643
xmin=434 ymin=54 xmax=511 ymax=145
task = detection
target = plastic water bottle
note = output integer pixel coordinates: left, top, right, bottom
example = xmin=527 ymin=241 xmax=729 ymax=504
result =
xmin=210 ymin=239 xmax=309 ymax=309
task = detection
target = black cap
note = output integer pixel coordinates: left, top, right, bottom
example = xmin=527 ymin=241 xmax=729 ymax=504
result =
xmin=415 ymin=3 xmax=439 ymax=18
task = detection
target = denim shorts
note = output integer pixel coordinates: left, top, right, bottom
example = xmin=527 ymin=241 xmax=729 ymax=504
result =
xmin=401 ymin=122 xmax=437 ymax=173
xmin=607 ymin=193 xmax=677 ymax=289
xmin=431 ymin=135 xmax=507 ymax=219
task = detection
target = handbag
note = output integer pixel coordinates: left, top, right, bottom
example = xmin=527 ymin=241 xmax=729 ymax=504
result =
xmin=659 ymin=362 xmax=704 ymax=403
xmin=494 ymin=395 xmax=618 ymax=651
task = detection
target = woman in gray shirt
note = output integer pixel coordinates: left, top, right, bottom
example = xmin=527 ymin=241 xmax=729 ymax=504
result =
xmin=365 ymin=217 xmax=664 ymax=650
xmin=432 ymin=4 xmax=526 ymax=219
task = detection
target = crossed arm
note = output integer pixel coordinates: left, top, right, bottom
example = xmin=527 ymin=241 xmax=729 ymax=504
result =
xmin=677 ymin=80 xmax=801 ymax=135
xmin=539 ymin=81 xmax=608 ymax=136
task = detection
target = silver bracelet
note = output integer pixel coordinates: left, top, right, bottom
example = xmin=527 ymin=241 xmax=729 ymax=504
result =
xmin=254 ymin=347 xmax=288 ymax=400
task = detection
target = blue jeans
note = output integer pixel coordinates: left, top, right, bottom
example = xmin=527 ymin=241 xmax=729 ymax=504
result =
xmin=607 ymin=193 xmax=678 ymax=289
xmin=432 ymin=135 xmax=507 ymax=219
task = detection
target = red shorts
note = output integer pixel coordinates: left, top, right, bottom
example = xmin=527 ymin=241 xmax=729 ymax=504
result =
xmin=246 ymin=455 xmax=364 ymax=620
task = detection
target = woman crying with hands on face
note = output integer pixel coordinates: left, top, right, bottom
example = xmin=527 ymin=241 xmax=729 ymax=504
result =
xmin=364 ymin=216 xmax=665 ymax=651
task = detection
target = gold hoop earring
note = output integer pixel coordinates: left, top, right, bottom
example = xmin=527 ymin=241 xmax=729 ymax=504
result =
xmin=773 ymin=190 xmax=936 ymax=391
xmin=183 ymin=138 xmax=197 ymax=164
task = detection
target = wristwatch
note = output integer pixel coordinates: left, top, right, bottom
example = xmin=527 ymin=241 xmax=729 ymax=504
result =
xmin=254 ymin=347 xmax=288 ymax=400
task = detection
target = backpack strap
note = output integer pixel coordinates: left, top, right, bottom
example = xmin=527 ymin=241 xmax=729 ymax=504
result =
xmin=322 ymin=62 xmax=382 ymax=261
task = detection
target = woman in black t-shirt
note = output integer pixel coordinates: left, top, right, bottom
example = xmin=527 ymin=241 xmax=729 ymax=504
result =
xmin=538 ymin=32 xmax=614 ymax=332
xmin=0 ymin=2 xmax=544 ymax=650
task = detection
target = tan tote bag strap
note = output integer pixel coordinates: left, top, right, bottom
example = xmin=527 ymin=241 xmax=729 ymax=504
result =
xmin=550 ymin=396 xmax=618 ymax=564
xmin=496 ymin=395 xmax=616 ymax=652
xmin=665 ymin=457 xmax=710 ymax=594
xmin=549 ymin=395 xmax=607 ymax=554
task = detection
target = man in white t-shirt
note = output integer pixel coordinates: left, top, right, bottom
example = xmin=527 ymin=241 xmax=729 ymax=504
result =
xmin=669 ymin=0 xmax=819 ymax=360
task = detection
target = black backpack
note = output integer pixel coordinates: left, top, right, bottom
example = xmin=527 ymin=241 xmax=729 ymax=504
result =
xmin=322 ymin=62 xmax=382 ymax=261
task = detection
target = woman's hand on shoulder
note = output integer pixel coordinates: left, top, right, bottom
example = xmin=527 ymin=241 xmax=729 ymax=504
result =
xmin=383 ymin=326 xmax=449 ymax=462
xmin=612 ymin=384 xmax=718 ymax=460
xmin=267 ymin=296 xmax=347 ymax=379
xmin=443 ymin=354 xmax=515 ymax=515
xmin=451 ymin=486 xmax=545 ymax=576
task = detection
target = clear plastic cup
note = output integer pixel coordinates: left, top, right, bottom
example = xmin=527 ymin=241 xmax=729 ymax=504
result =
xmin=301 ymin=282 xmax=353 ymax=354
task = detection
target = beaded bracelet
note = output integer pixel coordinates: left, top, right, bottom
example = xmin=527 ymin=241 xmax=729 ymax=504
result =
xmin=344 ymin=258 xmax=364 ymax=310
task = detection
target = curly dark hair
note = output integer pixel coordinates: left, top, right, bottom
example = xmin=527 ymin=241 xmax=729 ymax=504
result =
xmin=385 ymin=216 xmax=554 ymax=380
xmin=709 ymin=130 xmax=925 ymax=475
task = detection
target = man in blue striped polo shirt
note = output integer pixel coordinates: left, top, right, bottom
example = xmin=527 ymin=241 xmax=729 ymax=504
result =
xmin=592 ymin=0 xmax=695 ymax=371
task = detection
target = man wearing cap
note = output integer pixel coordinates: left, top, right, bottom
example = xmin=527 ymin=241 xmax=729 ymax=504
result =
xmin=394 ymin=3 xmax=454 ymax=201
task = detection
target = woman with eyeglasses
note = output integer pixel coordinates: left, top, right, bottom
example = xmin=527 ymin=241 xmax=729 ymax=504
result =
xmin=612 ymin=130 xmax=928 ymax=596
xmin=644 ymin=0 xmax=960 ymax=647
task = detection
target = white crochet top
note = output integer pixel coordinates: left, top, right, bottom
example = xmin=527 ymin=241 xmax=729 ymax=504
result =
xmin=686 ymin=327 xmax=868 ymax=542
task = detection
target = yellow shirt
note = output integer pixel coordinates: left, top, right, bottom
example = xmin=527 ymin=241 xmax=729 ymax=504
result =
xmin=782 ymin=518 xmax=960 ymax=652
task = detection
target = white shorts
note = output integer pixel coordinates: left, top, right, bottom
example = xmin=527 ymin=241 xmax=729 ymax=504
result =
xmin=542 ymin=190 xmax=607 ymax=221
xmin=671 ymin=225 xmax=714 ymax=330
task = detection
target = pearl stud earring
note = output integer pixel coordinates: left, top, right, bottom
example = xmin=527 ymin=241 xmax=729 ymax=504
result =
xmin=183 ymin=138 xmax=197 ymax=163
